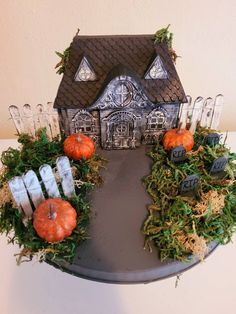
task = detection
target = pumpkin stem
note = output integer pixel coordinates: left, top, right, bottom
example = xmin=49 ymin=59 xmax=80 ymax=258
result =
xmin=76 ymin=134 xmax=82 ymax=142
xmin=177 ymin=122 xmax=183 ymax=134
xmin=48 ymin=204 xmax=57 ymax=220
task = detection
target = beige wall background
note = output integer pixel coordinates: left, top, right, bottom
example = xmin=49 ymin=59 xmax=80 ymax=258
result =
xmin=0 ymin=0 xmax=236 ymax=138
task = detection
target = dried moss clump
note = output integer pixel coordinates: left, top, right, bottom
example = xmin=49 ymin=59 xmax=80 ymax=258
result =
xmin=143 ymin=128 xmax=236 ymax=262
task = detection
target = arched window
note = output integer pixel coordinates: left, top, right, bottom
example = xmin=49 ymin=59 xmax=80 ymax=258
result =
xmin=148 ymin=109 xmax=166 ymax=130
xmin=113 ymin=81 xmax=133 ymax=107
xmin=74 ymin=113 xmax=93 ymax=133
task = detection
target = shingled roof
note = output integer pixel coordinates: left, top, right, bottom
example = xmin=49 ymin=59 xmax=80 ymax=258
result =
xmin=54 ymin=34 xmax=187 ymax=109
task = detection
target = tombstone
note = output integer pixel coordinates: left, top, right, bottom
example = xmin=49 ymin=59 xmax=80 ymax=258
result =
xmin=169 ymin=145 xmax=186 ymax=162
xmin=210 ymin=156 xmax=228 ymax=175
xmin=206 ymin=133 xmax=220 ymax=146
xmin=181 ymin=174 xmax=199 ymax=195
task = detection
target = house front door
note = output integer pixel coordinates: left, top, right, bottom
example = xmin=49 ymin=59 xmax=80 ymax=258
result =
xmin=103 ymin=111 xmax=140 ymax=149
xmin=112 ymin=121 xmax=132 ymax=148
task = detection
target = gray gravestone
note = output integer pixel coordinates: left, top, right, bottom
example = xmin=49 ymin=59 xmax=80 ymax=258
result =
xmin=170 ymin=145 xmax=186 ymax=162
xmin=181 ymin=174 xmax=199 ymax=194
xmin=206 ymin=133 xmax=220 ymax=146
xmin=210 ymin=156 xmax=228 ymax=174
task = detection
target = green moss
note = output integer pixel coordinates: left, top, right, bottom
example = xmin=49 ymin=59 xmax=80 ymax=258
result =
xmin=154 ymin=24 xmax=173 ymax=48
xmin=143 ymin=128 xmax=236 ymax=261
xmin=0 ymin=129 xmax=106 ymax=264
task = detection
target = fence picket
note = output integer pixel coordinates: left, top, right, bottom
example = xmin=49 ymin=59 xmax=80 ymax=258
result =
xmin=23 ymin=170 xmax=45 ymax=208
xmin=200 ymin=97 xmax=214 ymax=128
xmin=36 ymin=104 xmax=52 ymax=139
xmin=46 ymin=102 xmax=61 ymax=139
xmin=22 ymin=104 xmax=36 ymax=137
xmin=178 ymin=107 xmax=185 ymax=128
xmin=56 ymin=156 xmax=75 ymax=198
xmin=9 ymin=105 xmax=25 ymax=135
xmin=179 ymin=95 xmax=193 ymax=128
xmin=39 ymin=164 xmax=61 ymax=198
xmin=8 ymin=176 xmax=33 ymax=217
xmin=189 ymin=96 xmax=204 ymax=134
xmin=211 ymin=94 xmax=224 ymax=130
xmin=186 ymin=95 xmax=194 ymax=125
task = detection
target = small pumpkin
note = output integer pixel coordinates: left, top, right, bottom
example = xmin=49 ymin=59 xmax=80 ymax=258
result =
xmin=64 ymin=133 xmax=95 ymax=160
xmin=33 ymin=198 xmax=77 ymax=243
xmin=163 ymin=125 xmax=194 ymax=152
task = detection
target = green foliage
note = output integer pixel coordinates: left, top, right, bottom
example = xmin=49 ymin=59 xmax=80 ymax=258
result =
xmin=154 ymin=24 xmax=173 ymax=48
xmin=1 ymin=131 xmax=65 ymax=186
xmin=0 ymin=129 xmax=106 ymax=264
xmin=55 ymin=47 xmax=71 ymax=75
xmin=143 ymin=128 xmax=236 ymax=261
xmin=154 ymin=24 xmax=180 ymax=63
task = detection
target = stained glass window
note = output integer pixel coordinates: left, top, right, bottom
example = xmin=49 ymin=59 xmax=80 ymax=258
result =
xmin=74 ymin=57 xmax=96 ymax=82
xmin=145 ymin=56 xmax=168 ymax=80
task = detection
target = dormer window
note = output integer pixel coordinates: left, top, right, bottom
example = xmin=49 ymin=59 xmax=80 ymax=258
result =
xmin=145 ymin=55 xmax=168 ymax=80
xmin=74 ymin=56 xmax=96 ymax=82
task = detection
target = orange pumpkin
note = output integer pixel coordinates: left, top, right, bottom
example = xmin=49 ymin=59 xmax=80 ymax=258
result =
xmin=64 ymin=133 xmax=95 ymax=160
xmin=163 ymin=127 xmax=194 ymax=152
xmin=33 ymin=198 xmax=77 ymax=243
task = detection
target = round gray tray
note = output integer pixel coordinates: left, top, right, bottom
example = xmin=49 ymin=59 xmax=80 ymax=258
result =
xmin=48 ymin=146 xmax=217 ymax=284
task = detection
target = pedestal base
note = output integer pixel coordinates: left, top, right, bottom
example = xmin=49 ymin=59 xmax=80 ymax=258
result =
xmin=47 ymin=146 xmax=218 ymax=284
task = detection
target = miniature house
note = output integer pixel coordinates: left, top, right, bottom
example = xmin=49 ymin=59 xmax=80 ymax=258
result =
xmin=54 ymin=34 xmax=187 ymax=149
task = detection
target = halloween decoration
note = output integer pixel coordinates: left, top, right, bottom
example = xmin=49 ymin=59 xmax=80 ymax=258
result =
xmin=163 ymin=126 xmax=194 ymax=152
xmin=169 ymin=145 xmax=186 ymax=162
xmin=64 ymin=133 xmax=95 ymax=160
xmin=143 ymin=128 xmax=236 ymax=262
xmin=0 ymin=130 xmax=106 ymax=264
xmin=33 ymin=198 xmax=77 ymax=243
xmin=1 ymin=25 xmax=235 ymax=283
xmin=54 ymin=30 xmax=186 ymax=150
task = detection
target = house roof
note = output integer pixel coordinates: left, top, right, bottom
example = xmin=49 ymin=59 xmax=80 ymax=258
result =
xmin=54 ymin=34 xmax=187 ymax=109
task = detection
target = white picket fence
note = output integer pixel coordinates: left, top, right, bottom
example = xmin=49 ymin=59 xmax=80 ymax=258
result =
xmin=8 ymin=156 xmax=75 ymax=219
xmin=9 ymin=95 xmax=223 ymax=141
xmin=178 ymin=94 xmax=223 ymax=133
xmin=9 ymin=102 xmax=60 ymax=140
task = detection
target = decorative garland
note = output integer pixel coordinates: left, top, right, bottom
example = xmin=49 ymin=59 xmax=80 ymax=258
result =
xmin=143 ymin=128 xmax=236 ymax=261
xmin=0 ymin=130 xmax=106 ymax=264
